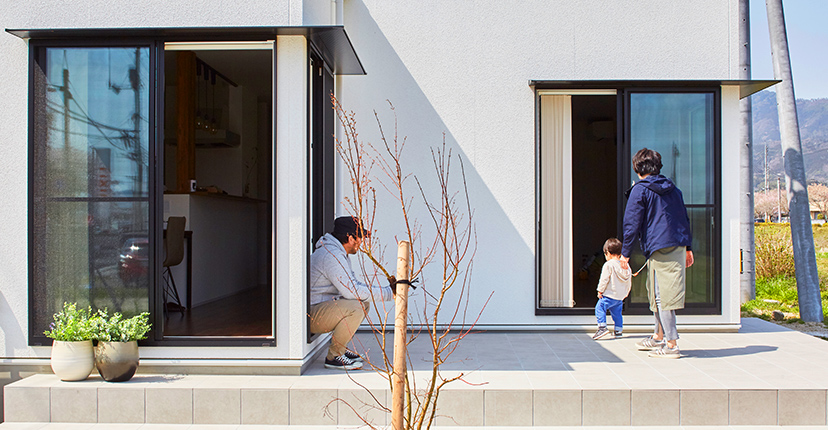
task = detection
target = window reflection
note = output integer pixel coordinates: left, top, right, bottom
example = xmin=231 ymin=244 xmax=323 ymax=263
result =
xmin=33 ymin=47 xmax=150 ymax=339
xmin=629 ymin=92 xmax=716 ymax=306
xmin=630 ymin=93 xmax=714 ymax=205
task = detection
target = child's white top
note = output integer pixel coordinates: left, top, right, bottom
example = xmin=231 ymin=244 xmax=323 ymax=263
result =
xmin=596 ymin=258 xmax=631 ymax=301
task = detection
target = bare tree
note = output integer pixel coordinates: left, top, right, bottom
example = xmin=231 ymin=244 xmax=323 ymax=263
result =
xmin=755 ymin=189 xmax=788 ymax=221
xmin=766 ymin=0 xmax=823 ymax=322
xmin=808 ymin=183 xmax=828 ymax=221
xmin=330 ymin=95 xmax=489 ymax=429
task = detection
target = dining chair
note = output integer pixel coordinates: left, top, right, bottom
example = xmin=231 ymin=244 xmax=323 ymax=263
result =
xmin=163 ymin=216 xmax=186 ymax=315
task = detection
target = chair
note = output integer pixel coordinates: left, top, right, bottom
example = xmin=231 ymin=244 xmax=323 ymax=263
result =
xmin=163 ymin=216 xmax=186 ymax=315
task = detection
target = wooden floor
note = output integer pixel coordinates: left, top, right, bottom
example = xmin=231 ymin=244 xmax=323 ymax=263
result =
xmin=163 ymin=286 xmax=272 ymax=337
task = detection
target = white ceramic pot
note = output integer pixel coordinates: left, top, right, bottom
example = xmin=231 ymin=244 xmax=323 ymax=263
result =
xmin=50 ymin=340 xmax=94 ymax=381
xmin=94 ymin=340 xmax=139 ymax=382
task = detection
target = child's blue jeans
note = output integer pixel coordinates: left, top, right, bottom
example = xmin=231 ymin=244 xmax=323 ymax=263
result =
xmin=595 ymin=296 xmax=624 ymax=331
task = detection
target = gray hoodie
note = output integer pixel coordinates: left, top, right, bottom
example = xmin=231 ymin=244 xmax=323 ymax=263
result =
xmin=309 ymin=233 xmax=394 ymax=305
xmin=596 ymin=258 xmax=632 ymax=301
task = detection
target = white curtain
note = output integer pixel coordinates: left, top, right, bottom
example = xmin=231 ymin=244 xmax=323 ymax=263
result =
xmin=539 ymin=95 xmax=573 ymax=308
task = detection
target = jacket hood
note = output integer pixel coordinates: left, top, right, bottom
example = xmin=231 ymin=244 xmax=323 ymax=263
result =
xmin=315 ymin=233 xmax=345 ymax=252
xmin=611 ymin=259 xmax=631 ymax=281
xmin=637 ymin=175 xmax=675 ymax=196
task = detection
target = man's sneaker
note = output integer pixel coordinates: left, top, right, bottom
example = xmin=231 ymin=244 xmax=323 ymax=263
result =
xmin=635 ymin=336 xmax=665 ymax=350
xmin=614 ymin=331 xmax=623 ymax=338
xmin=592 ymin=327 xmax=613 ymax=340
xmin=648 ymin=345 xmax=681 ymax=359
xmin=344 ymin=350 xmax=363 ymax=362
xmin=324 ymin=354 xmax=364 ymax=370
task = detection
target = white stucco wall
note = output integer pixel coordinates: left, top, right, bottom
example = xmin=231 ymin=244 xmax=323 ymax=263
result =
xmin=338 ymin=0 xmax=743 ymax=328
xmin=0 ymin=2 xmax=325 ymax=360
xmin=0 ymin=0 xmax=744 ymax=363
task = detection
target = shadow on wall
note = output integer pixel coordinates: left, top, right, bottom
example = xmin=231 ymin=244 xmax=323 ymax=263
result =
xmin=0 ymin=292 xmax=46 ymax=423
xmin=340 ymin=0 xmax=536 ymax=325
xmin=0 ymin=291 xmax=26 ymax=358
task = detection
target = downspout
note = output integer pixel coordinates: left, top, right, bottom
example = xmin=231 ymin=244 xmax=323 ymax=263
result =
xmin=333 ymin=0 xmax=344 ymax=25
xmin=739 ymin=0 xmax=755 ymax=303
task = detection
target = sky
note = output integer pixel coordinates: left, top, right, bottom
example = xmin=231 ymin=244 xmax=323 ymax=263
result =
xmin=750 ymin=0 xmax=828 ymax=100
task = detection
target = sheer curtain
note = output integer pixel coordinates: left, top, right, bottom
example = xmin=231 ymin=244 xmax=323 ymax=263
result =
xmin=539 ymin=95 xmax=573 ymax=308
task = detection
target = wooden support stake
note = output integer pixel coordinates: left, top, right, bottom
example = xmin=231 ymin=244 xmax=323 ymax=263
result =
xmin=391 ymin=240 xmax=410 ymax=430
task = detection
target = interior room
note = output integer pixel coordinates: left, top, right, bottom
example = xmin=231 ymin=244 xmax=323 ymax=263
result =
xmin=570 ymin=95 xmax=618 ymax=309
xmin=161 ymin=45 xmax=273 ymax=338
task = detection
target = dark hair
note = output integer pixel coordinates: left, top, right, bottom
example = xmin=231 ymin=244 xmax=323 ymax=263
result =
xmin=331 ymin=231 xmax=351 ymax=244
xmin=632 ymin=148 xmax=662 ymax=176
xmin=331 ymin=216 xmax=369 ymax=244
xmin=603 ymin=237 xmax=622 ymax=256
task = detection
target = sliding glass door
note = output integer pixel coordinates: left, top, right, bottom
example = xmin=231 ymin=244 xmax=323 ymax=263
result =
xmin=537 ymin=87 xmax=720 ymax=314
xmin=625 ymin=91 xmax=719 ymax=313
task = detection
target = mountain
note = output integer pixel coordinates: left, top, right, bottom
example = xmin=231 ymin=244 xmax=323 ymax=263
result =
xmin=752 ymin=90 xmax=828 ymax=189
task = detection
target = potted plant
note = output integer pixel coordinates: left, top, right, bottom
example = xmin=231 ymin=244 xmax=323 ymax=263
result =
xmin=91 ymin=310 xmax=151 ymax=382
xmin=44 ymin=302 xmax=95 ymax=381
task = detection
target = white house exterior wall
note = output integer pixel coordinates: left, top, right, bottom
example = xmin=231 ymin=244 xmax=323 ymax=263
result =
xmin=338 ymin=0 xmax=742 ymax=328
xmin=0 ymin=2 xmax=331 ymax=361
xmin=0 ymin=0 xmax=745 ymax=365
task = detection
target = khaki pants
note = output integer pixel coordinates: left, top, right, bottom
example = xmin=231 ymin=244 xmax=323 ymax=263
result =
xmin=309 ymin=299 xmax=366 ymax=360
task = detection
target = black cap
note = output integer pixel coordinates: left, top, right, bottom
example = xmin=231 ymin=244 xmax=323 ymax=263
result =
xmin=333 ymin=216 xmax=370 ymax=238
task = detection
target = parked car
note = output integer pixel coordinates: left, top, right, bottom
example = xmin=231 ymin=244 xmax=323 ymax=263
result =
xmin=119 ymin=238 xmax=148 ymax=284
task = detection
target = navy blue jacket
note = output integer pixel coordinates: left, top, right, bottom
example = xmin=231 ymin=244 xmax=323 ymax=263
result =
xmin=622 ymin=175 xmax=692 ymax=259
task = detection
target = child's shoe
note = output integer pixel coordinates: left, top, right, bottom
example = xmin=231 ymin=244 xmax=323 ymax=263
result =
xmin=614 ymin=330 xmax=622 ymax=338
xmin=592 ymin=327 xmax=613 ymax=340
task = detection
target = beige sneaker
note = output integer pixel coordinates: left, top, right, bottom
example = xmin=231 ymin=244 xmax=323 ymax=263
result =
xmin=635 ymin=336 xmax=665 ymax=351
xmin=648 ymin=345 xmax=681 ymax=359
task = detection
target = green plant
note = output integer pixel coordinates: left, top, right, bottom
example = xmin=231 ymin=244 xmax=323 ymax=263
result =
xmin=43 ymin=302 xmax=95 ymax=341
xmin=91 ymin=309 xmax=151 ymax=342
xmin=754 ymin=224 xmax=796 ymax=278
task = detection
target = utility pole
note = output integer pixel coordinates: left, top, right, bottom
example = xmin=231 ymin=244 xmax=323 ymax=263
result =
xmin=130 ymin=48 xmax=144 ymax=229
xmin=766 ymin=0 xmax=823 ymax=322
xmin=739 ymin=0 xmax=755 ymax=303
xmin=777 ymin=175 xmax=781 ymax=222
xmin=764 ymin=145 xmax=769 ymax=192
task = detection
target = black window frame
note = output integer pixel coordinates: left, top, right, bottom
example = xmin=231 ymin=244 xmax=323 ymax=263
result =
xmin=306 ymin=47 xmax=336 ymax=343
xmin=28 ymin=38 xmax=160 ymax=346
xmin=534 ymin=83 xmax=722 ymax=316
xmin=27 ymin=34 xmax=339 ymax=347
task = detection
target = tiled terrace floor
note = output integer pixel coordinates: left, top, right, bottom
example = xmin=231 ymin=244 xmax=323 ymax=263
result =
xmin=4 ymin=318 xmax=828 ymax=427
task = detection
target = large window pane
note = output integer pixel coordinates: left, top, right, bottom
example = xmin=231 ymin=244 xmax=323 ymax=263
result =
xmin=629 ymin=207 xmax=714 ymax=305
xmin=32 ymin=47 xmax=150 ymax=339
xmin=630 ymin=93 xmax=714 ymax=205
xmin=628 ymin=92 xmax=717 ymax=310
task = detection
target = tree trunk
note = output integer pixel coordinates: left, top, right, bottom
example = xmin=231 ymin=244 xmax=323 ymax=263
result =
xmin=391 ymin=241 xmax=410 ymax=430
xmin=766 ymin=0 xmax=824 ymax=322
xmin=740 ymin=0 xmax=755 ymax=303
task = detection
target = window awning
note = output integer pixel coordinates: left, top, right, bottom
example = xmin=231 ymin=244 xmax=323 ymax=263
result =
xmin=529 ymin=80 xmax=779 ymax=99
xmin=5 ymin=26 xmax=365 ymax=75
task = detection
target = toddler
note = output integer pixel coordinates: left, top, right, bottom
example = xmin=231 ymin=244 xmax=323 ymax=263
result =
xmin=593 ymin=238 xmax=632 ymax=340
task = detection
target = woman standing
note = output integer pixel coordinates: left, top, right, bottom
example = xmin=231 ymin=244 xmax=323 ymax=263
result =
xmin=620 ymin=148 xmax=694 ymax=359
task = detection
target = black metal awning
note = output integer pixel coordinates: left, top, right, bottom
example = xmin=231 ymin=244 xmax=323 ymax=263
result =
xmin=529 ymin=80 xmax=779 ymax=99
xmin=5 ymin=26 xmax=365 ymax=75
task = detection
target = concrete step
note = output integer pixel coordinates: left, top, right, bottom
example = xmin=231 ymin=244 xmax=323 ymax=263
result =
xmin=4 ymin=373 xmax=828 ymax=427
xmin=1 ymin=424 xmax=828 ymax=429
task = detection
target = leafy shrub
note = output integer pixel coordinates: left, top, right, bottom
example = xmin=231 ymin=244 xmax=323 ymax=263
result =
xmin=90 ymin=309 xmax=151 ymax=342
xmin=755 ymin=224 xmax=795 ymax=278
xmin=44 ymin=302 xmax=94 ymax=341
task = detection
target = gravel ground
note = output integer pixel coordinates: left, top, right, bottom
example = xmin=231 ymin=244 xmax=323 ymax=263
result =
xmin=769 ymin=319 xmax=828 ymax=339
xmin=744 ymin=309 xmax=828 ymax=339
